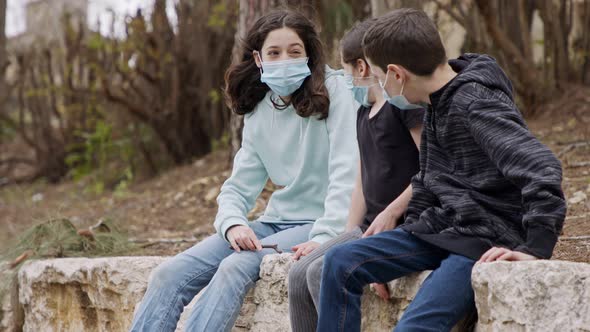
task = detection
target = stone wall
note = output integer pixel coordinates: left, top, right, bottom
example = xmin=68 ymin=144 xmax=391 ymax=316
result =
xmin=1 ymin=255 xmax=589 ymax=331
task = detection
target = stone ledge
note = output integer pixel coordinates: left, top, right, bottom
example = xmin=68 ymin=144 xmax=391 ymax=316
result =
xmin=472 ymin=260 xmax=590 ymax=332
xmin=17 ymin=256 xmax=167 ymax=332
xmin=1 ymin=255 xmax=589 ymax=331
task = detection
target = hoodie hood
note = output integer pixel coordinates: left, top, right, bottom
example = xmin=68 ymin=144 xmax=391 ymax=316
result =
xmin=324 ymin=65 xmax=344 ymax=80
xmin=432 ymin=53 xmax=514 ymax=107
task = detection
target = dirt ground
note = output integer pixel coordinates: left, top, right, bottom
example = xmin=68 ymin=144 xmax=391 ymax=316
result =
xmin=529 ymin=87 xmax=590 ymax=263
xmin=1 ymin=90 xmax=589 ymax=261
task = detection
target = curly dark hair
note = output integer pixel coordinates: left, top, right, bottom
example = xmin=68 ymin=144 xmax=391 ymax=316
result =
xmin=224 ymin=10 xmax=330 ymax=119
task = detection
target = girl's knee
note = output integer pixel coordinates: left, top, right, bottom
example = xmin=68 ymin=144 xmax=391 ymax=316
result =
xmin=288 ymin=260 xmax=310 ymax=290
xmin=305 ymin=258 xmax=323 ymax=303
xmin=216 ymin=252 xmax=262 ymax=279
xmin=305 ymin=257 xmax=323 ymax=284
xmin=150 ymin=259 xmax=183 ymax=288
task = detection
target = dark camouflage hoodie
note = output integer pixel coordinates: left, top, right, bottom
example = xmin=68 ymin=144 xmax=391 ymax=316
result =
xmin=401 ymin=53 xmax=566 ymax=260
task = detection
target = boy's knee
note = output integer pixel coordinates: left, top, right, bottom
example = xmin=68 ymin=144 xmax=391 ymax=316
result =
xmin=323 ymin=245 xmax=349 ymax=273
xmin=449 ymin=255 xmax=476 ymax=277
xmin=455 ymin=254 xmax=475 ymax=266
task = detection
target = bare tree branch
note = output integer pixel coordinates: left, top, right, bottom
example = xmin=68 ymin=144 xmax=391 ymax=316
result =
xmin=433 ymin=0 xmax=467 ymax=27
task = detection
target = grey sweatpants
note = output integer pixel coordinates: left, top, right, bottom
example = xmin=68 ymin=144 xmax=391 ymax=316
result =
xmin=288 ymin=226 xmax=364 ymax=332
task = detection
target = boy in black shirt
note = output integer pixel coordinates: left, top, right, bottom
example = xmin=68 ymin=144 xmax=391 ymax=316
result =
xmin=288 ymin=19 xmax=424 ymax=332
xmin=317 ymin=8 xmax=566 ymax=332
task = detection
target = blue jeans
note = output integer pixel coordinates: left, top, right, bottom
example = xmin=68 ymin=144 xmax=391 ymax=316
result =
xmin=317 ymin=228 xmax=475 ymax=332
xmin=129 ymin=221 xmax=313 ymax=332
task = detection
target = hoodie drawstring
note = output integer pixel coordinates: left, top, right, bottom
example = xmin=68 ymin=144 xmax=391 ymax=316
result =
xmin=299 ymin=118 xmax=303 ymax=143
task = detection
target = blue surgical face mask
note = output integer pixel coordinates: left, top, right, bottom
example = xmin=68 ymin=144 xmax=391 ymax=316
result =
xmin=344 ymin=74 xmax=370 ymax=107
xmin=344 ymin=74 xmax=376 ymax=108
xmin=379 ymin=70 xmax=422 ymax=110
xmin=257 ymin=54 xmax=311 ymax=97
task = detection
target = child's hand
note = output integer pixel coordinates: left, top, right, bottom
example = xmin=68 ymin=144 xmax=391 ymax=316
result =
xmin=362 ymin=209 xmax=398 ymax=238
xmin=292 ymin=241 xmax=320 ymax=260
xmin=371 ymin=283 xmax=390 ymax=301
xmin=227 ymin=225 xmax=262 ymax=252
xmin=477 ymin=247 xmax=537 ymax=263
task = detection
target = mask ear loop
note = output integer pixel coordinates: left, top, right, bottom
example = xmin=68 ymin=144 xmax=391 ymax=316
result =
xmin=255 ymin=51 xmax=278 ymax=129
xmin=381 ymin=70 xmax=390 ymax=89
xmin=383 ymin=68 xmax=406 ymax=96
xmin=254 ymin=51 xmax=264 ymax=74
xmin=396 ymin=68 xmax=406 ymax=96
xmin=400 ymin=77 xmax=405 ymax=96
xmin=353 ymin=75 xmax=377 ymax=80
xmin=352 ymin=76 xmax=379 ymax=87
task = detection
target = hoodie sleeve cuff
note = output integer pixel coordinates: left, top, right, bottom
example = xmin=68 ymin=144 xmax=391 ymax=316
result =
xmin=218 ymin=218 xmax=249 ymax=242
xmin=514 ymin=224 xmax=559 ymax=259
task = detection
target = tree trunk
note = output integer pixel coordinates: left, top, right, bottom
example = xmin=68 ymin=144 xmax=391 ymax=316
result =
xmin=582 ymin=0 xmax=590 ymax=84
xmin=0 ymin=0 xmax=6 ymax=108
xmin=538 ymin=0 xmax=573 ymax=89
xmin=99 ymin=0 xmax=236 ymax=166
xmin=474 ymin=0 xmax=550 ymax=115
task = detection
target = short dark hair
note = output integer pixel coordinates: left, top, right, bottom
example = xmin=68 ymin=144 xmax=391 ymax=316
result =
xmin=340 ymin=18 xmax=377 ymax=66
xmin=362 ymin=8 xmax=446 ymax=76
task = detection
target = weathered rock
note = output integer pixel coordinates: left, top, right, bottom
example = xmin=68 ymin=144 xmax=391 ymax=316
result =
xmin=11 ymin=255 xmax=590 ymax=332
xmin=246 ymin=255 xmax=464 ymax=332
xmin=16 ymin=257 xmax=254 ymax=332
xmin=249 ymin=254 xmax=294 ymax=332
xmin=1 ymin=262 xmax=21 ymax=332
xmin=473 ymin=260 xmax=590 ymax=332
xmin=175 ymin=255 xmax=289 ymax=332
xmin=361 ymin=271 xmax=434 ymax=331
xmin=18 ymin=257 xmax=167 ymax=332
xmin=14 ymin=254 xmax=445 ymax=332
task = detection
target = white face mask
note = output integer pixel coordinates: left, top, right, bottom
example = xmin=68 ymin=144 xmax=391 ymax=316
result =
xmin=379 ymin=70 xmax=423 ymax=110
xmin=256 ymin=53 xmax=311 ymax=97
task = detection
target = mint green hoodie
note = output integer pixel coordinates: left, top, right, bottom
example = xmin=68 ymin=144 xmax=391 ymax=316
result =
xmin=214 ymin=67 xmax=359 ymax=244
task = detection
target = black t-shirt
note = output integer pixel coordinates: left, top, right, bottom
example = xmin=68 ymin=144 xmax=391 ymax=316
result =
xmin=357 ymin=102 xmax=424 ymax=226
